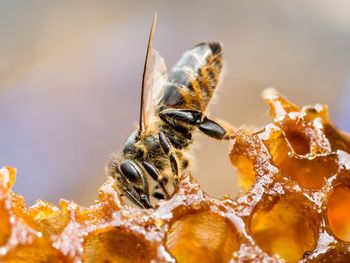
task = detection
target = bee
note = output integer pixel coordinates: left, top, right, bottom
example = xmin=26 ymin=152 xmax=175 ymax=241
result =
xmin=106 ymin=14 xmax=231 ymax=208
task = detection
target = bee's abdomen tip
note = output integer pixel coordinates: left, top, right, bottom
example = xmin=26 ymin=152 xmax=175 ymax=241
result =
xmin=195 ymin=42 xmax=222 ymax=54
xmin=208 ymin=42 xmax=222 ymax=54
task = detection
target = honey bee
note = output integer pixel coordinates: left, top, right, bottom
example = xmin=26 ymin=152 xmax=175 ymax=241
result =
xmin=106 ymin=14 xmax=231 ymax=208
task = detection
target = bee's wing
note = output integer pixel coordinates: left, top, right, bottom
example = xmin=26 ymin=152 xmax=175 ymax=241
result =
xmin=143 ymin=48 xmax=168 ymax=126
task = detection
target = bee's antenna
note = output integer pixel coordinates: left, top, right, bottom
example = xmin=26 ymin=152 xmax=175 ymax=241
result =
xmin=139 ymin=13 xmax=157 ymax=135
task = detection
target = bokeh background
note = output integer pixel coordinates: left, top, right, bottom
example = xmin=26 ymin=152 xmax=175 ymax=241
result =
xmin=0 ymin=1 xmax=349 ymax=206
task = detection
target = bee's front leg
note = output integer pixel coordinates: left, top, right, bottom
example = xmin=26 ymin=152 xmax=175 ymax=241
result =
xmin=142 ymin=161 xmax=170 ymax=199
xmin=117 ymin=174 xmax=152 ymax=209
xmin=159 ymin=108 xmax=234 ymax=140
xmin=158 ymin=131 xmax=180 ymax=180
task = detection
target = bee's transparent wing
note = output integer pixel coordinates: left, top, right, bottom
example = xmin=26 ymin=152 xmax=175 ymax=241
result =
xmin=143 ymin=48 xmax=168 ymax=127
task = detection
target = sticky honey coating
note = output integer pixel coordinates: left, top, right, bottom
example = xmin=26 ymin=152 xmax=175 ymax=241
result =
xmin=0 ymin=90 xmax=349 ymax=262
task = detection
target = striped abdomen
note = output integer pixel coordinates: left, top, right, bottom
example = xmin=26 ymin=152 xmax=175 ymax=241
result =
xmin=160 ymin=42 xmax=223 ymax=112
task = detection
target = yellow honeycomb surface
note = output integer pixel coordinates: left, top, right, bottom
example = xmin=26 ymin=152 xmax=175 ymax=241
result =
xmin=0 ymin=90 xmax=349 ymax=262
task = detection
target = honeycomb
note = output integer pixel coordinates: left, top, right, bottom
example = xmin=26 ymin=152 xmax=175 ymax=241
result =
xmin=0 ymin=89 xmax=349 ymax=262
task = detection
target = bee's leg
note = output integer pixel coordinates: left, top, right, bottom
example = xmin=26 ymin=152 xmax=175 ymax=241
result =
xmin=158 ymin=131 xmax=180 ymax=180
xmin=159 ymin=109 xmax=203 ymax=126
xmin=199 ymin=116 xmax=234 ymax=140
xmin=117 ymin=175 xmax=152 ymax=209
xmin=159 ymin=108 xmax=233 ymax=140
xmin=142 ymin=161 xmax=170 ymax=198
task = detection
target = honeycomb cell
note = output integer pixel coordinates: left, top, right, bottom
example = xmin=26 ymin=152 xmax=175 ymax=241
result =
xmin=83 ymin=227 xmax=151 ymax=263
xmin=27 ymin=201 xmax=68 ymax=236
xmin=165 ymin=211 xmax=239 ymax=263
xmin=249 ymin=194 xmax=320 ymax=262
xmin=230 ymin=132 xmax=261 ymax=193
xmin=0 ymin=201 xmax=11 ymax=246
xmin=284 ymin=130 xmax=310 ymax=155
xmin=267 ymin=132 xmax=336 ymax=189
xmin=307 ymin=248 xmax=350 ymax=263
xmin=231 ymin=154 xmax=256 ymax=192
xmin=324 ymin=124 xmax=350 ymax=153
xmin=1 ymin=243 xmax=64 ymax=263
xmin=327 ymin=186 xmax=350 ymax=242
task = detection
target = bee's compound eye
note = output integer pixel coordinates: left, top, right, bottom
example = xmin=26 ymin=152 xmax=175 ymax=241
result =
xmin=120 ymin=160 xmax=143 ymax=185
xmin=123 ymin=131 xmax=138 ymax=154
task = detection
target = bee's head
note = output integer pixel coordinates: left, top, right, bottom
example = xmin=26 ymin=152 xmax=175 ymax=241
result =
xmin=106 ymin=131 xmax=161 ymax=208
xmin=107 ymin=131 xmax=173 ymax=208
xmin=123 ymin=131 xmax=145 ymax=159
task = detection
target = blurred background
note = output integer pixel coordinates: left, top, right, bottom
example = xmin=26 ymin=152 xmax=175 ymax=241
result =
xmin=0 ymin=1 xmax=349 ymax=206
